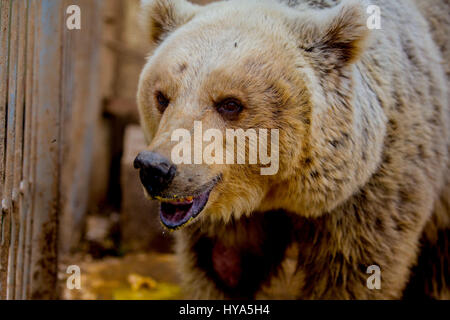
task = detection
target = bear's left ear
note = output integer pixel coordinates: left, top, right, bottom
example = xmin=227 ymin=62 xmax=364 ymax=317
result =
xmin=290 ymin=0 xmax=370 ymax=68
xmin=140 ymin=0 xmax=199 ymax=45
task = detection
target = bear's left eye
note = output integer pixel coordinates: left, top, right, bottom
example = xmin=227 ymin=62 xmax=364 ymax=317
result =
xmin=215 ymin=98 xmax=243 ymax=120
xmin=155 ymin=91 xmax=170 ymax=113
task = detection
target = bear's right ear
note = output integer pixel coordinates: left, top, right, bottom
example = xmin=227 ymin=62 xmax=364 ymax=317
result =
xmin=289 ymin=0 xmax=370 ymax=69
xmin=140 ymin=0 xmax=199 ymax=45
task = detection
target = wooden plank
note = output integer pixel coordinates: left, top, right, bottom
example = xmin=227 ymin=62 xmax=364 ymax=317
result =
xmin=58 ymin=0 xmax=77 ymax=255
xmin=28 ymin=0 xmax=62 ymax=299
xmin=100 ymin=0 xmax=120 ymax=99
xmin=1 ymin=0 xmax=18 ymax=300
xmin=59 ymin=0 xmax=104 ymax=254
xmin=12 ymin=0 xmax=30 ymax=300
xmin=22 ymin=0 xmax=38 ymax=299
xmin=6 ymin=0 xmax=27 ymax=300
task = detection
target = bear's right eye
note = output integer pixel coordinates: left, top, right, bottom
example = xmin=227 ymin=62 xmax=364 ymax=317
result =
xmin=155 ymin=91 xmax=170 ymax=113
xmin=215 ymin=98 xmax=244 ymax=120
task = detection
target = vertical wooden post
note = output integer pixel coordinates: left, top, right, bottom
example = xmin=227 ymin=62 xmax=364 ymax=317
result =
xmin=28 ymin=0 xmax=63 ymax=300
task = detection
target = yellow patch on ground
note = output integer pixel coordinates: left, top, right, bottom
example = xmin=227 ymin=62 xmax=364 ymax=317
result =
xmin=59 ymin=253 xmax=183 ymax=300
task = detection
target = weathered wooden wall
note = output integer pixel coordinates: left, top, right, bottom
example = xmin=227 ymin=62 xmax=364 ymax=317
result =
xmin=0 ymin=0 xmax=219 ymax=299
xmin=0 ymin=0 xmax=103 ymax=299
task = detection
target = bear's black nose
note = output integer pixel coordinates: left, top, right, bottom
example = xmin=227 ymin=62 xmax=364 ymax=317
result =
xmin=134 ymin=151 xmax=176 ymax=196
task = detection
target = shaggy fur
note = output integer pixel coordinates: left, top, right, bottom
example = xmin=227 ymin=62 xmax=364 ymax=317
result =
xmin=137 ymin=0 xmax=450 ymax=299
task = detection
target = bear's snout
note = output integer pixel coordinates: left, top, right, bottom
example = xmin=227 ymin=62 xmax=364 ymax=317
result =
xmin=134 ymin=151 xmax=177 ymax=196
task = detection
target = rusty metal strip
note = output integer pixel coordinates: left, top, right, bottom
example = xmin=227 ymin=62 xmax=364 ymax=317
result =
xmin=8 ymin=0 xmax=28 ymax=300
xmin=3 ymin=0 xmax=18 ymax=222
xmin=5 ymin=0 xmax=22 ymax=300
xmin=22 ymin=0 xmax=39 ymax=299
xmin=0 ymin=0 xmax=12 ymax=300
xmin=15 ymin=0 xmax=34 ymax=300
xmin=0 ymin=1 xmax=10 ymax=203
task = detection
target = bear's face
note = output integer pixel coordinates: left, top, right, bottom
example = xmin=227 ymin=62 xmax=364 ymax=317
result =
xmin=137 ymin=0 xmax=384 ymax=228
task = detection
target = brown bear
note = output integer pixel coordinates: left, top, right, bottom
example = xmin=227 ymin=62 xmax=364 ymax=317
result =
xmin=134 ymin=0 xmax=450 ymax=299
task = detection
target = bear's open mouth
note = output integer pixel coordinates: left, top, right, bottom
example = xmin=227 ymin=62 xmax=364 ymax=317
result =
xmin=156 ymin=181 xmax=217 ymax=230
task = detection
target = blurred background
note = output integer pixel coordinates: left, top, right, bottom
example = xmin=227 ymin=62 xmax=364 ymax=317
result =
xmin=0 ymin=0 xmax=215 ymax=300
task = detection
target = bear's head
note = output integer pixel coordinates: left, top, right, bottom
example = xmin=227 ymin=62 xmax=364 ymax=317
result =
xmin=135 ymin=0 xmax=386 ymax=229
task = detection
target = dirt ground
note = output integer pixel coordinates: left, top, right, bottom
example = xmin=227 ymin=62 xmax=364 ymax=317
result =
xmin=59 ymin=252 xmax=183 ymax=300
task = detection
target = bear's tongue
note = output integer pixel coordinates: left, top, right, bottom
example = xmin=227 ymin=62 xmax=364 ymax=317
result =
xmin=159 ymin=191 xmax=210 ymax=229
xmin=160 ymin=200 xmax=193 ymax=224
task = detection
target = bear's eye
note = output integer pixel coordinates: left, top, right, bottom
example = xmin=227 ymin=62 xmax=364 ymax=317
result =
xmin=155 ymin=91 xmax=170 ymax=113
xmin=215 ymin=98 xmax=243 ymax=120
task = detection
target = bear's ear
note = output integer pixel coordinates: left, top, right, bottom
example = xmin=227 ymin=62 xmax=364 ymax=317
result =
xmin=140 ymin=0 xmax=199 ymax=45
xmin=291 ymin=0 xmax=370 ymax=68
